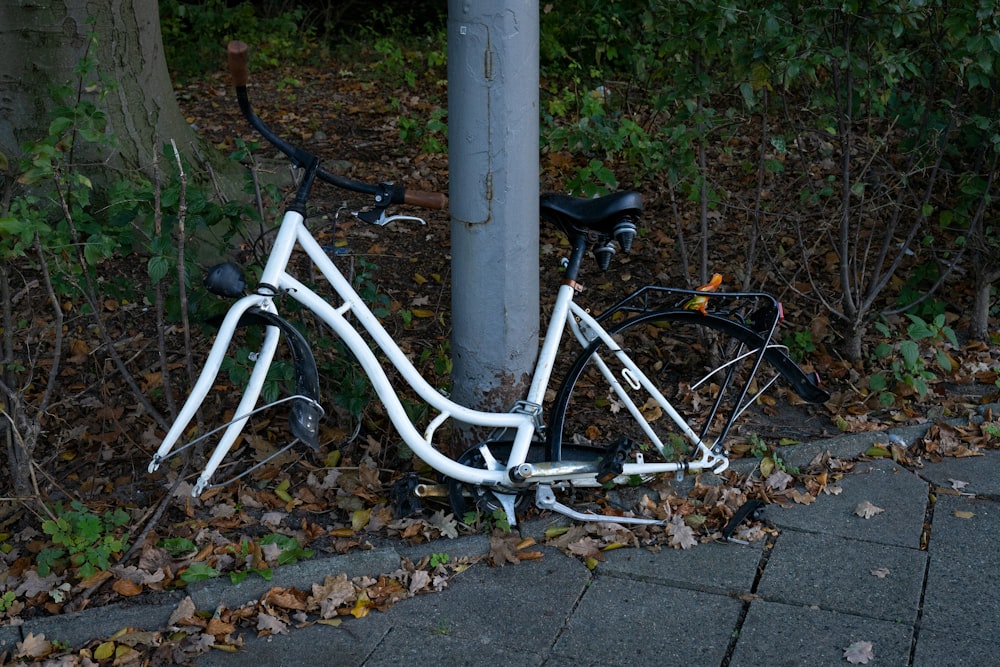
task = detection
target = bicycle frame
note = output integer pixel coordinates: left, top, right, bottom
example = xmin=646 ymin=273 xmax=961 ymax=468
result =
xmin=148 ymin=202 xmax=730 ymax=497
xmin=149 ymin=40 xmax=829 ymax=524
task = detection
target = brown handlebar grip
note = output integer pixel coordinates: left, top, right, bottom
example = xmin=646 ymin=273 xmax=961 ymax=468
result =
xmin=404 ymin=190 xmax=449 ymax=210
xmin=227 ymin=41 xmax=249 ymax=87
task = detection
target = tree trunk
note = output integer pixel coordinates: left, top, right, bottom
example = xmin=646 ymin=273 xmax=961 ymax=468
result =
xmin=970 ymin=271 xmax=998 ymax=342
xmin=0 ymin=0 xmax=199 ymax=179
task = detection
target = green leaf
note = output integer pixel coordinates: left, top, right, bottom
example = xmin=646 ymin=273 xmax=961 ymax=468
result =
xmin=161 ymin=537 xmax=197 ymax=557
xmin=147 ymin=255 xmax=170 ymax=284
xmin=900 ymin=340 xmax=920 ymax=370
xmin=906 ymin=316 xmax=933 ymax=339
xmin=936 ymin=350 xmax=953 ymax=372
xmin=180 ymin=562 xmax=220 ymax=583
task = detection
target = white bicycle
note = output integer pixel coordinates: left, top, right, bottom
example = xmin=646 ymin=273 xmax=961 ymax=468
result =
xmin=148 ymin=42 xmax=829 ymax=527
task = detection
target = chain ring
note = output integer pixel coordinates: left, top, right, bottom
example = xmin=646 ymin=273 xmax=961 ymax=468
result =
xmin=446 ymin=444 xmax=530 ymax=518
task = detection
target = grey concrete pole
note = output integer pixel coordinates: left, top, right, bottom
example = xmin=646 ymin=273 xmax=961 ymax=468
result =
xmin=447 ymin=0 xmax=540 ymax=439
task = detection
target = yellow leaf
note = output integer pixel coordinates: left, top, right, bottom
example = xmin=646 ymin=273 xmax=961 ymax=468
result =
xmin=274 ymin=479 xmax=293 ymax=503
xmin=413 ymin=273 xmax=427 ymax=285
xmin=114 ymin=644 xmax=137 ymax=663
xmin=411 ymin=309 xmax=435 ymax=318
xmin=640 ymin=398 xmax=662 ymax=422
xmin=953 ymin=510 xmax=975 ymax=519
xmin=545 ymin=526 xmax=570 ymax=539
xmin=515 ymin=537 xmax=537 ymax=550
xmin=94 ymin=641 xmax=115 ymax=661
xmin=350 ymin=591 xmax=372 ymax=619
xmin=759 ymin=457 xmax=775 ymax=478
xmin=351 ymin=509 xmax=371 ymax=532
xmin=325 ymin=450 xmax=341 ymax=468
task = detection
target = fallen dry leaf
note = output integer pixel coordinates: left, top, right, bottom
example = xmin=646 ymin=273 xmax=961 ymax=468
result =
xmin=309 ymin=574 xmax=355 ymax=619
xmin=843 ymin=640 xmax=875 ymax=664
xmin=256 ymin=612 xmax=288 ymax=635
xmin=870 ymin=567 xmax=890 ymax=578
xmin=112 ymin=577 xmax=143 ymax=597
xmin=854 ymin=501 xmax=885 ymax=519
xmin=666 ymin=515 xmax=698 ymax=550
xmin=765 ymin=468 xmax=794 ymax=491
xmin=488 ymin=530 xmax=524 ymax=566
xmin=169 ymin=596 xmax=198 ymax=626
xmin=408 ymin=568 xmax=431 ymax=594
xmin=15 ymin=633 xmax=52 ymax=660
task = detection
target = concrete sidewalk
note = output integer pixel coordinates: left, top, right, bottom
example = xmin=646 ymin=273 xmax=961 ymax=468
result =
xmin=4 ymin=419 xmax=999 ymax=666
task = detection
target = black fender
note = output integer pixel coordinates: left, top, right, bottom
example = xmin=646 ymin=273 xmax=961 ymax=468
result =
xmin=210 ymin=307 xmax=322 ymax=449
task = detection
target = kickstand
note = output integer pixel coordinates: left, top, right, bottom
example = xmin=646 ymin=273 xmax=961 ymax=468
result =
xmin=721 ymin=498 xmax=765 ymax=544
xmin=534 ymin=485 xmax=665 ymax=526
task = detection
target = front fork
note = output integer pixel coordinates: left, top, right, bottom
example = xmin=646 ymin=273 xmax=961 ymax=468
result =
xmin=148 ymin=295 xmax=281 ymax=494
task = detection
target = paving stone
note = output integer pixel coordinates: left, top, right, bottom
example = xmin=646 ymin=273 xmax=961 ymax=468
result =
xmin=18 ymin=601 xmax=179 ymax=650
xmin=550 ymin=575 xmax=741 ymax=666
xmin=188 ymin=547 xmax=402 ymax=611
xmin=757 ymin=531 xmax=926 ymax=625
xmin=729 ymin=599 xmax=912 ymax=667
xmin=0 ymin=625 xmax=22 ymax=654
xmin=919 ymin=494 xmax=1000 ymax=637
xmin=598 ymin=539 xmax=763 ymax=596
xmin=768 ymin=458 xmax=928 ymax=548
xmin=195 ymin=613 xmax=393 ymax=667
xmin=911 ymin=628 xmax=1000 ymax=667
xmin=363 ymin=627 xmax=544 ymax=667
xmin=365 ymin=547 xmax=587 ymax=658
xmin=918 ymin=449 xmax=1000 ymax=498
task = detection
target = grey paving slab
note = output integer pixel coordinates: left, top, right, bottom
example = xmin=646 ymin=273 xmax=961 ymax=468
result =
xmin=18 ymin=600 xmax=179 ymax=649
xmin=195 ymin=612 xmax=393 ymax=667
xmin=188 ymin=546 xmax=402 ymax=611
xmin=550 ymin=575 xmax=741 ymax=666
xmin=768 ymin=458 xmax=929 ymax=548
xmin=757 ymin=530 xmax=926 ymax=624
xmin=918 ymin=449 xmax=1000 ymax=498
xmin=364 ymin=546 xmax=588 ymax=660
xmin=911 ymin=628 xmax=1000 ymax=667
xmin=0 ymin=624 xmax=21 ymax=654
xmin=729 ymin=599 xmax=912 ymax=667
xmin=363 ymin=626 xmax=544 ymax=667
xmin=920 ymin=494 xmax=1000 ymax=638
xmin=597 ymin=539 xmax=763 ymax=596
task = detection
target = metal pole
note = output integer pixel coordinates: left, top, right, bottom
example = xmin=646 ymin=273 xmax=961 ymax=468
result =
xmin=447 ymin=0 xmax=540 ymax=438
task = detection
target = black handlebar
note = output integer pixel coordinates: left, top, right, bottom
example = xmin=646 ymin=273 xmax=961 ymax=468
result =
xmin=226 ymin=40 xmax=448 ymax=211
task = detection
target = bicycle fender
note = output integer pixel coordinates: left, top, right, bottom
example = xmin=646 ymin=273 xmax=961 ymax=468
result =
xmin=232 ymin=308 xmax=322 ymax=449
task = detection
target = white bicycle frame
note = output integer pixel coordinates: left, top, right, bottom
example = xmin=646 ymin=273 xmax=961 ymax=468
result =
xmin=148 ymin=207 xmax=729 ymax=497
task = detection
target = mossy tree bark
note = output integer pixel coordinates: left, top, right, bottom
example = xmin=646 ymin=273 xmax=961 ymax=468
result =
xmin=0 ymin=0 xmax=201 ymax=179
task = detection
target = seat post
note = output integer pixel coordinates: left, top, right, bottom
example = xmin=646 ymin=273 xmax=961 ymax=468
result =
xmin=563 ymin=234 xmax=589 ymax=283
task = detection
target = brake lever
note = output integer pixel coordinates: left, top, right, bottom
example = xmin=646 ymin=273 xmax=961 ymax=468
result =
xmin=353 ymin=208 xmax=427 ymax=226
